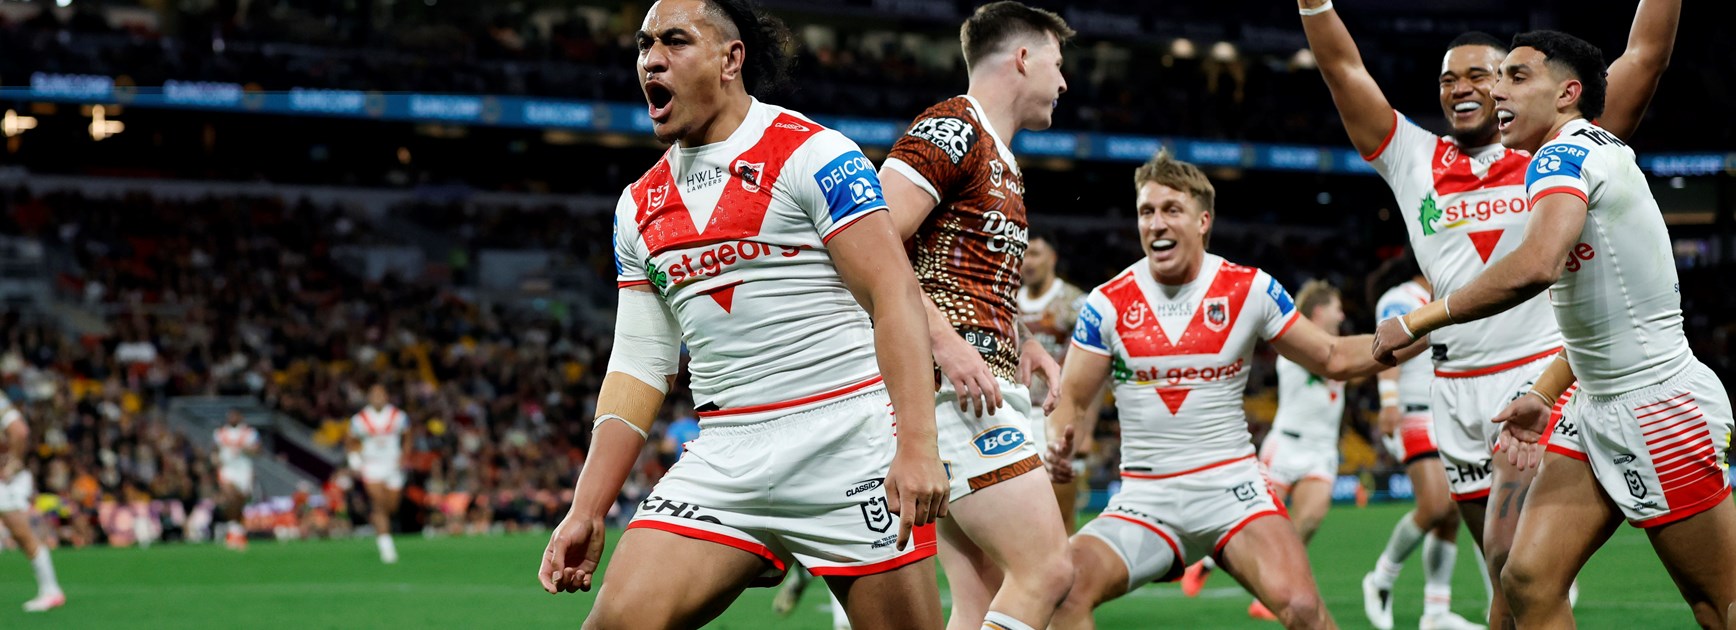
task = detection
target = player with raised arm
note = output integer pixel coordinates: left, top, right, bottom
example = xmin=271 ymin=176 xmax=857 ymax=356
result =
xmin=1372 ymin=30 xmax=1736 ymax=628
xmin=536 ymin=1 xmax=949 ymax=627
xmin=1296 ymin=1 xmax=1679 ymax=624
xmin=1360 ymin=255 xmax=1483 ymax=630
xmin=877 ymin=4 xmax=1074 ymax=629
xmin=1045 ymin=152 xmax=1425 ymax=630
xmin=348 ymin=384 xmax=410 ymax=564
xmin=1019 ymin=230 xmax=1097 ymax=534
xmin=214 ymin=408 xmax=261 ymax=551
xmin=0 ymin=392 xmax=64 ymax=612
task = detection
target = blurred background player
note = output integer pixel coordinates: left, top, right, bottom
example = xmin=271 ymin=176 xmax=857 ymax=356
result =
xmin=537 ymin=0 xmax=949 ymax=626
xmin=879 ymin=3 xmax=1075 ymax=628
xmin=0 ymin=392 xmax=64 ymax=612
xmin=1046 ymin=151 xmax=1426 ymax=630
xmin=348 ymin=384 xmax=410 ymax=564
xmin=213 ymin=408 xmax=261 ymax=552
xmin=1296 ymin=0 xmax=1679 ymax=624
xmin=1361 ymin=255 xmax=1482 ymax=630
xmin=1019 ymin=229 xmax=1096 ymax=533
xmin=1379 ymin=29 xmax=1736 ymax=628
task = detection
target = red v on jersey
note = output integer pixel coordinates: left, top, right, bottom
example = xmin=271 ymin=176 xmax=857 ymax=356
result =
xmin=700 ymin=281 xmax=741 ymax=312
xmin=1104 ymin=263 xmax=1258 ymax=358
xmin=630 ymin=114 xmax=822 ymax=257
xmin=1467 ymin=229 xmax=1505 ymax=263
xmin=1156 ymin=388 xmax=1191 ymax=415
xmin=1430 ymin=140 xmax=1529 ymax=196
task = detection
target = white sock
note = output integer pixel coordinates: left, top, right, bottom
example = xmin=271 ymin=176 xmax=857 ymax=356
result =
xmin=1374 ymin=511 xmax=1425 ymax=587
xmin=377 ymin=534 xmax=395 ymax=553
xmin=830 ymin=591 xmax=850 ymax=629
xmin=982 ymin=611 xmax=1035 ymax=630
xmin=1473 ymin=543 xmax=1493 ymax=609
xmin=31 ymin=548 xmax=61 ymax=597
xmin=1423 ymin=533 xmax=1456 ymax=616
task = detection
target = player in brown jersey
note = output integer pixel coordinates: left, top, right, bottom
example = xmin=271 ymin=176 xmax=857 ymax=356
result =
xmin=879 ymin=3 xmax=1074 ymax=630
xmin=1019 ymin=230 xmax=1099 ymax=534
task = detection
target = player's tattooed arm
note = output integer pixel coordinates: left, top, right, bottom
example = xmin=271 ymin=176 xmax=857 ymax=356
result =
xmin=1296 ymin=0 xmax=1397 ymax=158
xmin=1378 ymin=194 xmax=1587 ymax=363
xmin=1600 ymin=0 xmax=1681 ymax=140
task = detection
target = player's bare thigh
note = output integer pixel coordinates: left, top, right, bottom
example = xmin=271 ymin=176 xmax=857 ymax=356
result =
xmin=0 ymin=510 xmax=40 ymax=557
xmin=1052 ymin=534 xmax=1132 ymax=630
xmin=1285 ymin=478 xmax=1333 ymax=542
xmin=1406 ymin=457 xmax=1459 ymax=532
xmin=824 ymin=556 xmax=944 ymax=630
xmin=1647 ymin=498 xmax=1736 ymax=628
xmin=365 ymin=481 xmax=400 ymax=509
xmin=946 ymin=468 xmax=1074 ymax=619
xmin=586 ymin=527 xmax=770 ymax=630
xmin=1218 ymin=514 xmax=1334 ymax=629
xmin=1501 ymin=453 xmax=1618 ymax=626
xmin=936 ymin=516 xmax=999 ymax=629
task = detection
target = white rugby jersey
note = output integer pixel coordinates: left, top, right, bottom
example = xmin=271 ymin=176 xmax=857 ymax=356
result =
xmin=1376 ymin=280 xmax=1435 ymax=406
xmin=0 ymin=392 xmax=20 ymax=433
xmin=1269 ymin=356 xmax=1346 ymax=446
xmin=1526 ymin=119 xmax=1691 ymax=396
xmin=1072 ymin=255 xmax=1301 ymax=475
xmin=614 ymin=99 xmax=889 ymax=417
xmin=214 ymin=424 xmax=259 ymax=469
xmin=350 ymin=405 xmax=407 ymax=464
xmin=1370 ymin=111 xmax=1562 ymax=375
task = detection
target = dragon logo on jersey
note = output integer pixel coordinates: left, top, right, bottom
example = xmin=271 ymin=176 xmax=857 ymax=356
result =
xmin=1109 ymin=355 xmax=1134 ymax=383
xmin=906 ymin=116 xmax=977 ymax=165
xmin=1203 ymin=297 xmax=1230 ymax=332
xmin=735 ymin=160 xmax=765 ymax=193
xmin=1418 ymin=195 xmax=1443 ymax=236
xmin=644 ymin=260 xmax=671 ymax=296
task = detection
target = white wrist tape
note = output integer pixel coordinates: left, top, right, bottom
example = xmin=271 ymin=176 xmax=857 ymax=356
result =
xmin=1395 ymin=315 xmax=1416 ymax=340
xmin=1378 ymin=380 xmax=1400 ymax=407
xmin=1299 ymin=0 xmax=1333 ymax=16
xmin=607 ymin=288 xmax=681 ymax=393
xmin=593 ymin=414 xmax=649 ymax=441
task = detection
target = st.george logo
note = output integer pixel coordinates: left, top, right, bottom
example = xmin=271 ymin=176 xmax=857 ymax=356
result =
xmin=735 ymin=160 xmax=765 ymax=193
xmin=973 ymin=426 xmax=1027 ymax=457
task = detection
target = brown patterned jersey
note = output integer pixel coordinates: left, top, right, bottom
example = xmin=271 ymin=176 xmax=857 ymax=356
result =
xmin=884 ymin=96 xmax=1028 ymax=381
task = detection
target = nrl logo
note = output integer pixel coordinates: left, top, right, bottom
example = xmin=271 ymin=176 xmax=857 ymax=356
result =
xmin=735 ymin=160 xmax=765 ymax=193
xmin=648 ymin=183 xmax=669 ymax=208
xmin=1203 ymin=297 xmax=1229 ymax=332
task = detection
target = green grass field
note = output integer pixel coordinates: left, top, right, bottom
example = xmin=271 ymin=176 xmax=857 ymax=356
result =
xmin=0 ymin=503 xmax=1694 ymax=628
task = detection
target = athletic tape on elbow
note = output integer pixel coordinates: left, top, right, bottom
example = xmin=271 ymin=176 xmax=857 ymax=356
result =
xmin=607 ymin=289 xmax=680 ymax=393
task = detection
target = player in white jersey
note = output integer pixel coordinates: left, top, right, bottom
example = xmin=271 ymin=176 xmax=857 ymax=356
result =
xmin=214 ymin=409 xmax=260 ymax=551
xmin=537 ymin=1 xmax=949 ymax=626
xmin=1359 ymin=255 xmax=1483 ymax=630
xmin=1261 ymin=280 xmax=1348 ymax=534
xmin=1297 ymin=1 xmax=1679 ymax=625
xmin=1374 ymin=31 xmax=1736 ymax=628
xmin=348 ymin=384 xmax=409 ymax=564
xmin=1045 ymin=152 xmax=1424 ymax=629
xmin=0 ymin=393 xmax=64 ymax=612
xmin=1020 ymin=230 xmax=1098 ymax=534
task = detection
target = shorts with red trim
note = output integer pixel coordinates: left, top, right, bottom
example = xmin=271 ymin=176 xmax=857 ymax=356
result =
xmin=936 ymin=377 xmax=1043 ymax=502
xmin=219 ymin=465 xmax=255 ymax=497
xmin=627 ymin=387 xmax=936 ymax=586
xmin=1384 ymin=408 xmax=1439 ymax=465
xmin=1077 ymin=456 xmax=1285 ymax=590
xmin=1431 ymin=351 xmax=1564 ymax=501
xmin=1258 ymin=430 xmax=1339 ymax=490
xmin=1545 ymin=360 xmax=1733 ymax=528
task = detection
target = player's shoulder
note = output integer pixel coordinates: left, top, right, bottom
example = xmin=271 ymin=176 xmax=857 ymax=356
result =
xmin=895 ymin=96 xmax=984 ymax=163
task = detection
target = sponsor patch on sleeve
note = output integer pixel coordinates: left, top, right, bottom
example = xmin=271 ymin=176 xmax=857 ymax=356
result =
xmin=1526 ymin=143 xmax=1589 ymax=189
xmin=1073 ymin=302 xmax=1107 ymax=350
xmin=1378 ymin=302 xmax=1413 ymax=320
xmin=814 ymin=150 xmax=887 ymax=222
xmin=1266 ymin=277 xmax=1296 ymax=316
xmin=905 ymin=116 xmax=977 ymax=165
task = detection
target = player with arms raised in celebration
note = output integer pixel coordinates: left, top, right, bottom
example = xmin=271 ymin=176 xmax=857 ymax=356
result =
xmin=879 ymin=4 xmax=1074 ymax=629
xmin=537 ymin=1 xmax=949 ymax=627
xmin=1296 ymin=1 xmax=1679 ymax=624
xmin=1046 ymin=152 xmax=1424 ymax=630
xmin=214 ymin=409 xmax=261 ymax=551
xmin=349 ymin=384 xmax=410 ymax=564
xmin=1360 ymin=255 xmax=1483 ymax=630
xmin=1 ymin=393 xmax=63 ymax=612
xmin=1374 ymin=30 xmax=1736 ymax=628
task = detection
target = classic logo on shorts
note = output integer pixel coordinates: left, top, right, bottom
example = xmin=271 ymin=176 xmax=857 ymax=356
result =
xmin=844 ymin=478 xmax=884 ymax=498
xmin=973 ymin=426 xmax=1027 ymax=457
xmin=860 ymin=496 xmax=893 ymax=533
xmin=1203 ymin=296 xmax=1230 ymax=332
xmin=1624 ymin=470 xmax=1648 ymax=499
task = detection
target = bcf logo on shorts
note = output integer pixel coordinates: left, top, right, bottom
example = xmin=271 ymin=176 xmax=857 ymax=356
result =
xmin=973 ymin=426 xmax=1027 ymax=457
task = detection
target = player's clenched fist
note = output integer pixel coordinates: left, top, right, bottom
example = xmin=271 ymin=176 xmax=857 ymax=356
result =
xmin=1371 ymin=316 xmax=1417 ymax=366
xmin=883 ymin=443 xmax=949 ymax=551
xmin=538 ymin=511 xmax=606 ymax=594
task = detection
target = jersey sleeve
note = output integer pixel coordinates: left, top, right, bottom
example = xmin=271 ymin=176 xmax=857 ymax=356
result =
xmin=1375 ymin=288 xmax=1416 ymax=322
xmin=1525 ymin=141 xmax=1595 ymax=205
xmin=1070 ymin=290 xmax=1115 ymax=357
xmin=881 ymin=110 xmax=979 ymax=204
xmin=790 ymin=130 xmax=889 ymax=243
xmin=245 ymin=428 xmax=260 ymax=448
xmin=613 ymin=188 xmax=651 ymax=288
xmin=349 ymin=414 xmax=367 ymax=438
xmin=1365 ymin=111 xmax=1438 ymax=181
xmin=1253 ymin=270 xmax=1302 ymax=342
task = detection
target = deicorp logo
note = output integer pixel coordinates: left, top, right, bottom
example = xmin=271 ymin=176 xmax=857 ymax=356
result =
xmin=815 ymin=150 xmax=885 ymax=222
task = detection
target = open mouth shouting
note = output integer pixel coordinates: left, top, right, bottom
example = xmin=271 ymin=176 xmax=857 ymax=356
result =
xmin=644 ymin=79 xmax=675 ymax=123
xmin=1495 ymin=106 xmax=1516 ymax=134
xmin=1148 ymin=237 xmax=1179 ymax=259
